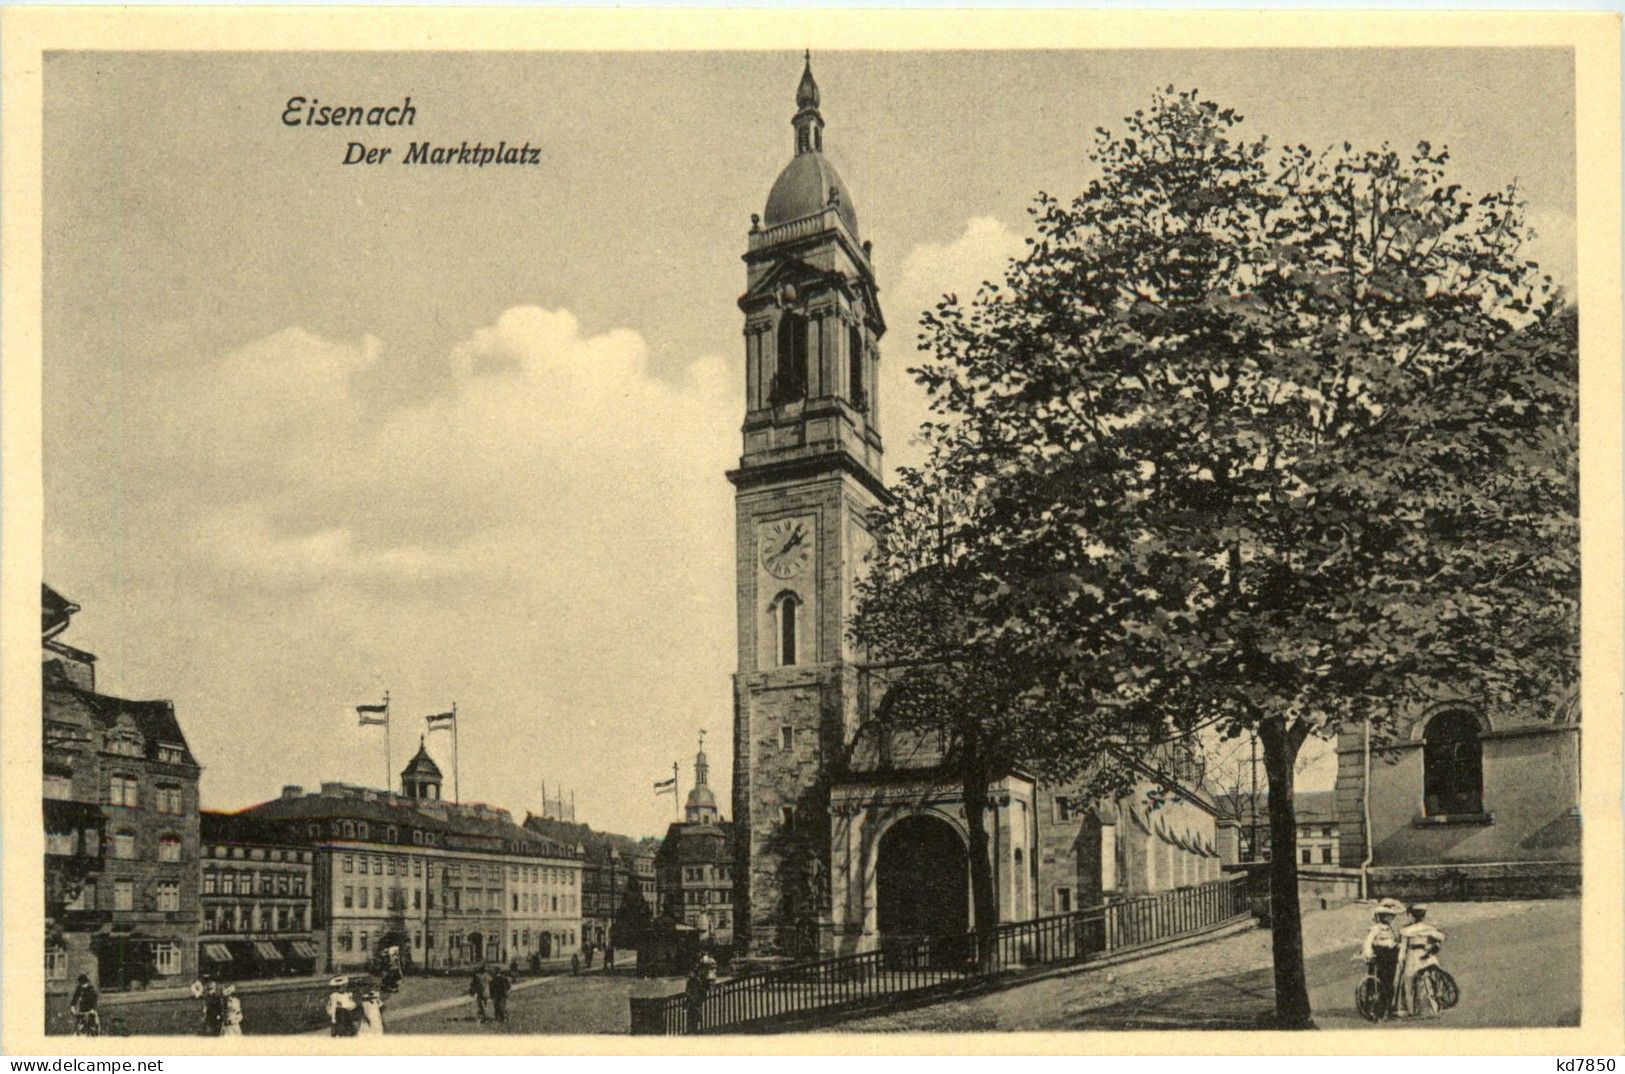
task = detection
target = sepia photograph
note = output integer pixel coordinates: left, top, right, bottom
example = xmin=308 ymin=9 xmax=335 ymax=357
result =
xmin=2 ymin=9 xmax=1620 ymax=1057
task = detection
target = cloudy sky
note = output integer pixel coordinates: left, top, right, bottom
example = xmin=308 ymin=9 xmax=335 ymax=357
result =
xmin=43 ymin=49 xmax=1575 ymax=837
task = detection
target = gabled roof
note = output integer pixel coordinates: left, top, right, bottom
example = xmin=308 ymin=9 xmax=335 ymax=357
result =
xmin=521 ymin=814 xmax=657 ymax=863
xmin=242 ymin=789 xmax=580 ymax=859
xmin=655 ymin=821 xmax=735 ymax=865
xmin=44 ymin=670 xmax=198 ymax=768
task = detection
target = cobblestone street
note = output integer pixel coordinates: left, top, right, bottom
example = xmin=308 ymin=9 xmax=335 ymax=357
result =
xmin=839 ymin=899 xmax=1579 ymax=1032
xmin=388 ymin=971 xmax=686 ymax=1035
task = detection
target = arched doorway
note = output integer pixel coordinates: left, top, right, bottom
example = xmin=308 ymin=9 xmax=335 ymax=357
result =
xmin=876 ymin=814 xmax=969 ymax=941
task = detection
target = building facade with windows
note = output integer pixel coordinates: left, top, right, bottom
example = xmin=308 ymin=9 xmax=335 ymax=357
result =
xmin=197 ymin=812 xmax=320 ymax=979
xmin=231 ymin=743 xmax=584 ymax=972
xmin=1333 ymin=694 xmax=1580 ymax=894
xmin=656 ymin=742 xmax=736 ymax=945
xmin=522 ymin=816 xmax=658 ymax=952
xmin=43 ymin=584 xmax=202 ymax=994
xmin=1215 ymin=790 xmax=1341 ymax=866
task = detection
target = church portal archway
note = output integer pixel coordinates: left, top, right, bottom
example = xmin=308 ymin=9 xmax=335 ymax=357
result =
xmin=875 ymin=814 xmax=969 ymax=941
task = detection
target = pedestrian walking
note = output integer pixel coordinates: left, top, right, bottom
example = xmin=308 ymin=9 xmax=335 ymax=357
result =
xmin=684 ymin=962 xmax=710 ymax=1033
xmin=468 ymin=966 xmax=491 ymax=1023
xmin=489 ymin=967 xmax=512 ymax=1024
xmin=326 ymin=976 xmax=359 ymax=1036
xmin=69 ymin=974 xmax=100 ymax=1036
xmin=199 ymin=979 xmax=225 ymax=1036
xmin=355 ymin=987 xmax=385 ymax=1036
xmin=571 ymin=952 xmax=580 ymax=975
xmin=220 ymin=985 xmax=243 ymax=1036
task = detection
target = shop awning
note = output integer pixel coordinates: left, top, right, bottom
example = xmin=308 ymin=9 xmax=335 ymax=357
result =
xmin=288 ymin=940 xmax=320 ymax=959
xmin=202 ymin=943 xmax=234 ymax=962
xmin=252 ymin=941 xmax=282 ymax=960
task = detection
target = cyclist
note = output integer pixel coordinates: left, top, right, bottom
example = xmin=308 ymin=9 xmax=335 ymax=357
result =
xmin=69 ymin=974 xmax=100 ymax=1036
xmin=1359 ymin=899 xmax=1403 ymax=1019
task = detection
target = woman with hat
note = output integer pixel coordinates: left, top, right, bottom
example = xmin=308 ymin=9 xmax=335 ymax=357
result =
xmin=355 ymin=985 xmax=385 ymax=1036
xmin=1360 ymin=899 xmax=1404 ymax=1018
xmin=325 ymin=976 xmax=358 ymax=1036
xmin=220 ymin=985 xmax=244 ymax=1036
xmin=1398 ymin=904 xmax=1446 ymax=1018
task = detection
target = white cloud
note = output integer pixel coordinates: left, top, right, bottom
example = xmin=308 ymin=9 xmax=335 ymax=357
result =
xmin=100 ymin=307 xmax=740 ymax=836
xmin=881 ymin=217 xmax=1028 ymax=476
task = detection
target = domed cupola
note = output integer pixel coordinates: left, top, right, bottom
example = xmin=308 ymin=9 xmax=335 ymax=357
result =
xmin=763 ymin=52 xmax=859 ymax=238
xmin=401 ymin=736 xmax=443 ymax=801
xmin=684 ymin=731 xmax=721 ymax=824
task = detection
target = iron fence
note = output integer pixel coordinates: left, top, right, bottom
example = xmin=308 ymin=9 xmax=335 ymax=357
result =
xmin=632 ymin=874 xmax=1250 ymax=1034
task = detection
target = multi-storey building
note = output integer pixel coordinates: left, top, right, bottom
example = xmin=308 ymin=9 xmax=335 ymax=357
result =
xmin=198 ymin=812 xmax=321 ymax=979
xmin=1215 ymin=790 xmax=1340 ymax=866
xmin=522 ymin=816 xmax=658 ymax=952
xmin=43 ymin=584 xmax=203 ymax=994
xmin=228 ymin=741 xmax=584 ymax=972
xmin=656 ymin=741 xmax=736 ymax=945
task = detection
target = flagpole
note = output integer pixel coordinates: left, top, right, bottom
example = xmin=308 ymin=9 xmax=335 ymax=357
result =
xmin=453 ymin=702 xmax=460 ymax=804
xmin=383 ymin=690 xmax=392 ymax=795
xmin=673 ymin=761 xmax=680 ymax=819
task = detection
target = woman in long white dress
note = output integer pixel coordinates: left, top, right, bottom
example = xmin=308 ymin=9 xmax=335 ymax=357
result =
xmin=355 ymin=989 xmax=385 ymax=1036
xmin=220 ymin=986 xmax=244 ymax=1036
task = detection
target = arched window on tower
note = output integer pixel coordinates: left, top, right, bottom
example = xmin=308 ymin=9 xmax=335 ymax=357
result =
xmin=775 ymin=313 xmax=809 ymax=403
xmin=776 ymin=593 xmax=800 ymax=667
xmin=848 ymin=323 xmax=866 ymax=410
xmin=1422 ymin=709 xmax=1484 ymax=816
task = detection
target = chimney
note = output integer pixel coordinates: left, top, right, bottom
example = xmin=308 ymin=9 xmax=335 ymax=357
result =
xmin=281 ymin=785 xmax=303 ymax=800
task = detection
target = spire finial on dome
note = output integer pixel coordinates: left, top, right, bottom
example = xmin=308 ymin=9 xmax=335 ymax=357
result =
xmin=793 ymin=52 xmax=824 ymax=155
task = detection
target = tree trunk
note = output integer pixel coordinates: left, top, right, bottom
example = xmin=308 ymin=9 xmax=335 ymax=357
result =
xmin=1258 ymin=715 xmax=1314 ymax=1029
xmin=960 ymin=755 xmax=999 ymax=971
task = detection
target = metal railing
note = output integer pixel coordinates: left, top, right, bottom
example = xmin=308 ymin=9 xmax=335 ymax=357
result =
xmin=633 ymin=874 xmax=1249 ymax=1034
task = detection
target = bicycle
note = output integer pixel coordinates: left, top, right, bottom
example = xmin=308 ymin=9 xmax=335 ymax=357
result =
xmin=1354 ymin=960 xmax=1395 ymax=1023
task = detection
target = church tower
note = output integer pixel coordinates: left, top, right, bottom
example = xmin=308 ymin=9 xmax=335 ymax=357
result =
xmin=729 ymin=54 xmax=887 ymax=957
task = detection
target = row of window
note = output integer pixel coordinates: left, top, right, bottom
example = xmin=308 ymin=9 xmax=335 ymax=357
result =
xmin=682 ymin=865 xmax=732 ymax=882
xmin=767 ymin=312 xmax=869 ymax=408
xmin=333 ymin=927 xmax=579 ymax=954
xmin=65 ymin=830 xmax=185 ymax=862
xmin=340 ymin=883 xmax=580 ymax=916
xmin=680 ymin=889 xmax=730 ymax=906
xmin=206 ymin=844 xmax=313 ymax=863
xmin=203 ymin=903 xmax=308 ymax=933
xmin=50 ymin=772 xmax=188 ymax=813
xmin=340 ymin=854 xmax=578 ymax=885
xmin=65 ymin=878 xmax=181 ymax=913
xmin=45 ymin=943 xmax=183 ymax=981
xmin=202 ymin=869 xmax=306 ymax=896
xmin=684 ymin=911 xmax=730 ymax=931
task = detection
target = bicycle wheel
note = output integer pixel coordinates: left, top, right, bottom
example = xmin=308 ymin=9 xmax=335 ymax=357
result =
xmin=1424 ymin=966 xmax=1459 ymax=1010
xmin=1354 ymin=976 xmax=1383 ymax=1022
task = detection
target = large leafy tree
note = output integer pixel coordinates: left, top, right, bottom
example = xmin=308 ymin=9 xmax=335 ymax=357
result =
xmin=866 ymin=87 xmax=1576 ymax=1026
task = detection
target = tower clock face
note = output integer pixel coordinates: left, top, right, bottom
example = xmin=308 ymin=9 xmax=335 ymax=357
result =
xmin=760 ymin=517 xmax=813 ymax=579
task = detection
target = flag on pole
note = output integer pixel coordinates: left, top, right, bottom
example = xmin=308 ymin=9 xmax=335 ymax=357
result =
xmin=356 ymin=702 xmax=388 ymax=726
xmin=425 ymin=710 xmax=456 ymax=731
xmin=653 ymin=777 xmax=677 ymax=795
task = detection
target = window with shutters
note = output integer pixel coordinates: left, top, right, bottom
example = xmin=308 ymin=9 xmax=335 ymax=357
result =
xmin=155 ymin=881 xmax=180 ymax=912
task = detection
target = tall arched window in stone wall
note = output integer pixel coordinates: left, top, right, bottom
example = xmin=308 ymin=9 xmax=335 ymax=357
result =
xmin=1422 ymin=709 xmax=1485 ymax=816
xmin=776 ymin=592 xmax=800 ymax=667
xmin=775 ymin=312 xmax=808 ymax=402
